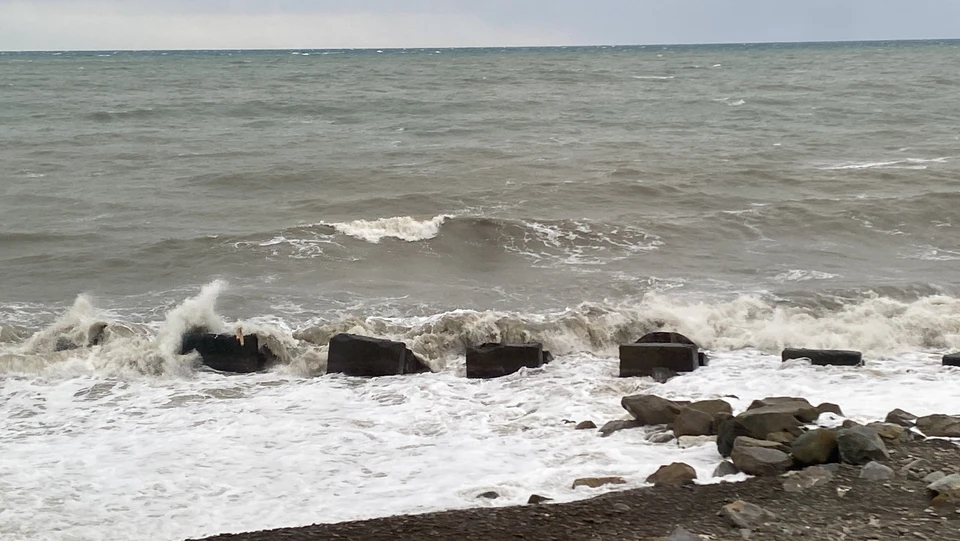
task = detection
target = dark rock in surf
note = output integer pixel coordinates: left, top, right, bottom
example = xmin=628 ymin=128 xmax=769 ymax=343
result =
xmin=619 ymin=343 xmax=699 ymax=378
xmin=326 ymin=333 xmax=430 ymax=377
xmin=645 ymin=462 xmax=697 ymax=486
xmin=466 ymin=342 xmax=547 ymax=379
xmin=635 ymin=331 xmax=708 ymax=366
xmin=915 ymin=414 xmax=960 ymax=438
xmin=621 ymin=394 xmax=683 ymax=426
xmin=179 ymin=332 xmax=273 ymax=374
xmin=782 ymin=348 xmax=862 ymax=366
xmin=527 ymin=494 xmax=552 ymax=505
xmin=574 ymin=420 xmax=597 ymax=430
xmin=885 ymin=408 xmax=917 ymax=427
xmin=943 ymin=353 xmax=960 ymax=367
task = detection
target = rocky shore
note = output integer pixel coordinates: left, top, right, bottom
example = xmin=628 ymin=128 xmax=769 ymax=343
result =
xmin=192 ymin=395 xmax=960 ymax=541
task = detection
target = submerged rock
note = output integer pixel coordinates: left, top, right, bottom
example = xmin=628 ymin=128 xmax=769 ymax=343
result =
xmin=572 ymin=477 xmax=626 ymax=489
xmin=621 ymin=394 xmax=683 ymax=426
xmin=646 ymin=462 xmax=697 ymax=486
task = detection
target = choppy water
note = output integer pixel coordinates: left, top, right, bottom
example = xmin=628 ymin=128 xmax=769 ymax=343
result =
xmin=2 ymin=42 xmax=960 ymax=541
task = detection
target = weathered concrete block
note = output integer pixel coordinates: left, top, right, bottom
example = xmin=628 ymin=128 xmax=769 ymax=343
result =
xmin=943 ymin=353 xmax=960 ymax=367
xmin=619 ymin=343 xmax=698 ymax=378
xmin=466 ymin=342 xmax=544 ymax=379
xmin=782 ymin=348 xmax=862 ymax=366
xmin=179 ymin=332 xmax=268 ymax=373
xmin=327 ymin=333 xmax=430 ymax=377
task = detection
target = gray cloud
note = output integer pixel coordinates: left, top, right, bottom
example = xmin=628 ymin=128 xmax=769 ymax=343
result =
xmin=1 ymin=0 xmax=958 ymax=51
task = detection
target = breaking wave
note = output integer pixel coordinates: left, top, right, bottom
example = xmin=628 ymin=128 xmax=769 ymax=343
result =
xmin=322 ymin=215 xmax=450 ymax=243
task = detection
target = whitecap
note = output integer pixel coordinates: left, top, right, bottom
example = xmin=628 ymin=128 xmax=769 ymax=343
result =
xmin=323 ymin=215 xmax=450 ymax=243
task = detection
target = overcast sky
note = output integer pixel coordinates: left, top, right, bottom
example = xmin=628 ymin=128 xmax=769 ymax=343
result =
xmin=2 ymin=0 xmax=959 ymax=51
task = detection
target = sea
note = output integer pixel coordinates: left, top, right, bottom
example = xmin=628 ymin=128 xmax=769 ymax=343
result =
xmin=2 ymin=41 xmax=960 ymax=541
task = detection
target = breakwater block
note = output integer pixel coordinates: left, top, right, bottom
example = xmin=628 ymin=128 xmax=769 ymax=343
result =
xmin=619 ymin=343 xmax=699 ymax=378
xmin=327 ymin=333 xmax=430 ymax=377
xmin=943 ymin=354 xmax=960 ymax=367
xmin=782 ymin=348 xmax=862 ymax=366
xmin=466 ymin=342 xmax=545 ymax=379
xmin=179 ymin=332 xmax=267 ymax=373
xmin=636 ymin=331 xmax=708 ymax=367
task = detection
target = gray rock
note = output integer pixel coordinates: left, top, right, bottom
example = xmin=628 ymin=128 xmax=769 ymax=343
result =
xmin=782 ymin=465 xmax=834 ymax=493
xmin=791 ymin=429 xmax=839 ymax=466
xmin=766 ymin=431 xmax=798 ymax=444
xmin=574 ymin=420 xmax=597 ymax=430
xmin=836 ymin=426 xmax=889 ymax=465
xmin=647 ymin=430 xmax=677 ymax=444
xmin=572 ymin=476 xmax=626 ymax=489
xmin=884 ymin=408 xmax=917 ymax=427
xmin=713 ymin=460 xmax=740 ymax=477
xmin=599 ymin=419 xmax=642 ymax=437
xmin=816 ymin=402 xmax=844 ymax=417
xmin=477 ymin=491 xmax=500 ymax=499
xmin=866 ymin=422 xmax=909 ymax=444
xmin=527 ymin=494 xmax=552 ymax=505
xmin=915 ymin=414 xmax=960 ymax=438
xmin=646 ymin=462 xmax=697 ymax=486
xmin=687 ymin=399 xmax=733 ymax=417
xmin=923 ymin=471 xmax=946 ymax=484
xmin=733 ymin=436 xmax=790 ymax=454
xmin=859 ymin=461 xmax=895 ymax=481
xmin=721 ymin=500 xmax=776 ymax=530
xmin=731 ymin=446 xmax=793 ymax=477
xmin=717 ymin=411 xmax=803 ymax=457
xmin=901 ymin=459 xmax=934 ymax=480
xmin=677 ymin=435 xmax=717 ymax=448
xmin=674 ymin=406 xmax=715 ymax=437
xmin=745 ymin=398 xmax=819 ymax=423
xmin=667 ymin=526 xmax=701 ymax=541
xmin=927 ymin=473 xmax=960 ymax=499
xmin=621 ymin=394 xmax=683 ymax=425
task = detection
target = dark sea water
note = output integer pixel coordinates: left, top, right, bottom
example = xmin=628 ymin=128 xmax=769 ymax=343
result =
xmin=2 ymin=42 xmax=960 ymax=541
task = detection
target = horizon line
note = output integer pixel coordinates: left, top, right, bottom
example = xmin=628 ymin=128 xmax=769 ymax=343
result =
xmin=2 ymin=37 xmax=958 ymax=54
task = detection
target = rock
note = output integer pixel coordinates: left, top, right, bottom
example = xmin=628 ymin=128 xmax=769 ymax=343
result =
xmin=859 ymin=461 xmax=895 ymax=481
xmin=542 ymin=350 xmax=554 ymax=364
xmin=924 ymin=471 xmax=947 ymax=484
xmin=841 ymin=419 xmax=862 ymax=429
xmin=465 ymin=342 xmax=545 ymax=379
xmin=647 ymin=430 xmax=677 ymax=444
xmin=782 ymin=465 xmax=834 ymax=493
xmin=721 ymin=500 xmax=776 ymax=530
xmin=927 ymin=473 xmax=960 ymax=501
xmin=790 ymin=429 xmax=839 ymax=466
xmin=575 ymin=420 xmax=597 ymax=430
xmin=599 ymin=419 xmax=642 ymax=437
xmin=180 ymin=331 xmax=273 ymax=373
xmin=731 ymin=446 xmax=793 ymax=477
xmin=866 ymin=422 xmax=909 ymax=445
xmin=713 ymin=460 xmax=740 ymax=477
xmin=943 ymin=353 xmax=960 ymax=367
xmin=572 ymin=477 xmax=626 ymax=489
xmin=781 ymin=348 xmax=862 ymax=366
xmin=666 ymin=526 xmax=701 ymax=541
xmin=717 ymin=418 xmax=753 ymax=458
xmin=915 ymin=414 xmax=960 ymax=437
xmin=678 ymin=435 xmax=716 ymax=448
xmin=816 ymin=402 xmax=844 ymax=416
xmin=901 ymin=459 xmax=934 ymax=480
xmin=885 ymin=408 xmax=917 ymax=427
xmin=477 ymin=491 xmax=500 ymax=499
xmin=619 ymin=343 xmax=699 ymax=378
xmin=744 ymin=398 xmax=819 ymax=423
xmin=747 ymin=396 xmax=813 ymax=410
xmin=733 ymin=436 xmax=791 ymax=454
xmin=712 ymin=412 xmax=734 ymax=436
xmin=766 ymin=431 xmax=798 ymax=445
xmin=621 ymin=394 xmax=683 ymax=425
xmin=688 ymin=399 xmax=733 ymax=417
xmin=836 ymin=426 xmax=889 ymax=465
xmin=646 ymin=462 xmax=697 ymax=486
xmin=737 ymin=408 xmax=804 ymax=439
xmin=326 ymin=333 xmax=429 ymax=377
xmin=651 ymin=367 xmax=679 ymax=383
xmin=527 ymin=494 xmax=552 ymax=505
xmin=674 ymin=407 xmax=715 ymax=437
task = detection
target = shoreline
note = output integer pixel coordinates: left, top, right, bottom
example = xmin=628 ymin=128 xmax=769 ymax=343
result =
xmin=192 ymin=439 xmax=960 ymax=541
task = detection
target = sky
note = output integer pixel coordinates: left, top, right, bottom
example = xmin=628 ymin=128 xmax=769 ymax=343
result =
xmin=1 ymin=0 xmax=959 ymax=51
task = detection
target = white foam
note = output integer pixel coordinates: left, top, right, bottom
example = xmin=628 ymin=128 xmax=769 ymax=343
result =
xmin=819 ymin=157 xmax=950 ymax=170
xmin=772 ymin=269 xmax=841 ymax=283
xmin=632 ymin=75 xmax=675 ymax=80
xmin=325 ymin=215 xmax=450 ymax=243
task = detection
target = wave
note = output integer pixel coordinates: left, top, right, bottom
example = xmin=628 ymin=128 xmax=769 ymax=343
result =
xmin=322 ymin=215 xmax=451 ymax=243
xmin=818 ymin=157 xmax=950 ymax=171
xmin=4 ymin=283 xmax=960 ymax=378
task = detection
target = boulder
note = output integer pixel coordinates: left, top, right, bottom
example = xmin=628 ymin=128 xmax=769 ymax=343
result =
xmin=645 ymin=462 xmax=697 ymax=486
xmin=927 ymin=473 xmax=960 ymax=502
xmin=790 ymin=429 xmax=839 ymax=466
xmin=915 ymin=414 xmax=960 ymax=437
xmin=885 ymin=408 xmax=917 ymax=427
xmin=574 ymin=420 xmax=597 ymax=430
xmin=673 ymin=407 xmax=715 ymax=437
xmin=619 ymin=343 xmax=699 ymax=378
xmin=466 ymin=342 xmax=545 ymax=379
xmin=836 ymin=426 xmax=889 ymax=465
xmin=621 ymin=394 xmax=683 ymax=425
xmin=717 ymin=418 xmax=753 ymax=458
xmin=737 ymin=408 xmax=805 ymax=438
xmin=647 ymin=430 xmax=677 ymax=444
xmin=572 ymin=477 xmax=626 ymax=489
xmin=733 ymin=436 xmax=791 ymax=454
xmin=745 ymin=397 xmax=819 ymax=423
xmin=542 ymin=350 xmax=554 ymax=364
xmin=924 ymin=471 xmax=947 ymax=484
xmin=859 ymin=461 xmax=895 ymax=481
xmin=782 ymin=348 xmax=862 ymax=366
xmin=782 ymin=465 xmax=834 ymax=493
xmin=677 ymin=435 xmax=716 ymax=448
xmin=180 ymin=332 xmax=273 ymax=373
xmin=866 ymin=422 xmax=909 ymax=445
xmin=731 ymin=446 xmax=793 ymax=476
xmin=688 ymin=399 xmax=732 ymax=417
xmin=327 ymin=333 xmax=430 ymax=377
xmin=943 ymin=353 xmax=960 ymax=367
xmin=713 ymin=460 xmax=739 ymax=477
xmin=666 ymin=526 xmax=701 ymax=541
xmin=598 ymin=420 xmax=642 ymax=437
xmin=634 ymin=331 xmax=708 ymax=366
xmin=901 ymin=459 xmax=935 ymax=480
xmin=721 ymin=500 xmax=776 ymax=530
xmin=766 ymin=431 xmax=798 ymax=445
xmin=477 ymin=491 xmax=500 ymax=500
xmin=816 ymin=402 xmax=844 ymax=417
xmin=527 ymin=494 xmax=552 ymax=505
